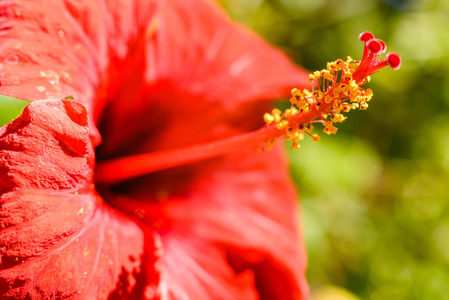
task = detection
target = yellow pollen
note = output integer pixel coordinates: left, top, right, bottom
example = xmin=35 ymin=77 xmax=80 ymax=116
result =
xmin=307 ymin=74 xmax=316 ymax=84
xmin=340 ymin=83 xmax=348 ymax=93
xmin=263 ymin=113 xmax=275 ymax=124
xmin=261 ymin=44 xmax=392 ymax=150
xmin=313 ymin=90 xmax=323 ymax=100
xmin=336 ymin=59 xmax=346 ymax=68
xmin=306 ymin=123 xmax=314 ymax=131
xmin=271 ymin=108 xmax=281 ymax=115
xmin=284 ymin=108 xmax=299 ymax=118
xmin=322 ymin=70 xmax=334 ymax=81
xmin=312 ymin=134 xmax=321 ymax=142
xmin=332 ymin=114 xmax=347 ymax=123
xmin=342 ymin=73 xmax=352 ymax=81
xmin=333 ymin=88 xmax=341 ymax=98
xmin=291 ymin=142 xmax=301 ymax=150
xmin=360 ymin=102 xmax=369 ymax=110
xmin=275 ymin=120 xmax=289 ymax=130
xmin=324 ymin=125 xmax=338 ymax=135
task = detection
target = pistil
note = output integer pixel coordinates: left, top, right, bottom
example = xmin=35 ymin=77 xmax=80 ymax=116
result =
xmin=95 ymin=32 xmax=401 ymax=185
xmin=95 ymin=126 xmax=277 ymax=184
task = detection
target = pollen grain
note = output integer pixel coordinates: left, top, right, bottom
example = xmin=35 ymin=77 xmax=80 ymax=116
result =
xmin=263 ymin=32 xmax=401 ymax=150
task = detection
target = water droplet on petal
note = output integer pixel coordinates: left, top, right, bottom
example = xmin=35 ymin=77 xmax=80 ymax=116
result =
xmin=5 ymin=55 xmax=19 ymax=64
xmin=61 ymin=72 xmax=72 ymax=83
xmin=58 ymin=30 xmax=65 ymax=38
xmin=29 ymin=53 xmax=40 ymax=62
xmin=36 ymin=86 xmax=46 ymax=92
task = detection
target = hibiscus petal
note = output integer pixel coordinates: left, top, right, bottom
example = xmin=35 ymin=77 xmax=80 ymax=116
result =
xmin=0 ymin=0 xmax=158 ymax=146
xmin=1 ymin=0 xmax=102 ymax=103
xmin=111 ymin=147 xmax=308 ymax=299
xmin=0 ymin=0 xmax=157 ymax=102
xmin=0 ymin=100 xmax=155 ymax=299
xmin=159 ymin=233 xmax=258 ymax=300
xmin=146 ymin=0 xmax=309 ymax=106
xmin=187 ymin=149 xmax=308 ymax=300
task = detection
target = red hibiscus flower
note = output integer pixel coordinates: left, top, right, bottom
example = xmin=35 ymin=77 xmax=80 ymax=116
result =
xmin=0 ymin=0 xmax=311 ymax=299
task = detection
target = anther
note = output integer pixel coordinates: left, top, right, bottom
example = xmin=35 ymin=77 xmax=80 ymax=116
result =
xmin=360 ymin=102 xmax=369 ymax=110
xmin=259 ymin=32 xmax=401 ymax=152
xmin=313 ymin=90 xmax=323 ymax=100
xmin=291 ymin=142 xmax=301 ymax=150
xmin=263 ymin=113 xmax=275 ymax=124
xmin=342 ymin=73 xmax=352 ymax=82
xmin=336 ymin=59 xmax=346 ymax=69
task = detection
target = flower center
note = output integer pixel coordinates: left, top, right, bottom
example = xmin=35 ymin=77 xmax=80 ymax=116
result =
xmin=94 ymin=32 xmax=401 ymax=185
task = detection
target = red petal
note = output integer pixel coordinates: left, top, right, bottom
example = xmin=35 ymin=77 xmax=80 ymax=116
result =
xmin=159 ymin=233 xmax=258 ymax=300
xmin=0 ymin=0 xmax=158 ymax=146
xmin=0 ymin=100 xmax=157 ymax=299
xmin=111 ymin=147 xmax=308 ymax=299
xmin=0 ymin=0 xmax=157 ymax=104
xmin=147 ymin=0 xmax=309 ymax=106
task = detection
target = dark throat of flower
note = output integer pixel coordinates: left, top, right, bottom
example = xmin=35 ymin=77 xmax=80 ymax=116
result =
xmin=94 ymin=32 xmax=401 ymax=185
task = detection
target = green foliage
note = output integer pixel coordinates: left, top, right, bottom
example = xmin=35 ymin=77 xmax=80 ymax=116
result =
xmin=0 ymin=95 xmax=29 ymax=127
xmin=220 ymin=0 xmax=449 ymax=299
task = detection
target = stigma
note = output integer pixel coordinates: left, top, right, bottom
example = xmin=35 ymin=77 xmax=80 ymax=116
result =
xmin=263 ymin=31 xmax=401 ymax=150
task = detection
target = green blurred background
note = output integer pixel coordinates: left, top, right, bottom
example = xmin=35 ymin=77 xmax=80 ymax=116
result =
xmin=218 ymin=0 xmax=449 ymax=299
